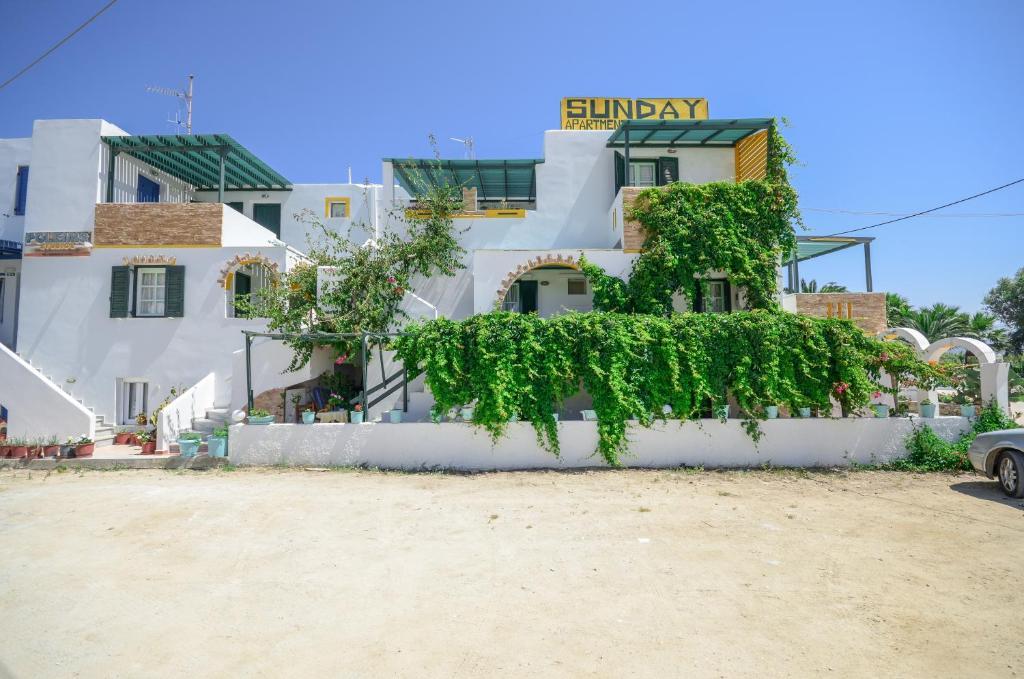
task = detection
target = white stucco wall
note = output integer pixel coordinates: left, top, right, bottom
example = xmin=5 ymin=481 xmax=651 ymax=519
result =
xmin=0 ymin=262 xmax=19 ymax=349
xmin=228 ymin=416 xmax=972 ymax=470
xmin=15 ymin=243 xmax=288 ymax=422
xmin=0 ymin=341 xmax=94 ymax=441
xmin=0 ymin=137 xmax=31 ymax=244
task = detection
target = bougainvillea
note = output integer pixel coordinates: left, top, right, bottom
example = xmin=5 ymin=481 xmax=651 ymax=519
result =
xmin=395 ymin=311 xmax=930 ymax=466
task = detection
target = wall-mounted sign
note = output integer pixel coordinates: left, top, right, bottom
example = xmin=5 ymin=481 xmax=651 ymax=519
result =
xmin=560 ymin=97 xmax=709 ymax=130
xmin=24 ymin=231 xmax=92 ymax=257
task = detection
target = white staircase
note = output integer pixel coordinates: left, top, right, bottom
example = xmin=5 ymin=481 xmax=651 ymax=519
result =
xmin=0 ymin=344 xmax=95 ymax=441
xmin=94 ymin=414 xmax=115 ymax=446
xmin=167 ymin=405 xmax=230 ymax=454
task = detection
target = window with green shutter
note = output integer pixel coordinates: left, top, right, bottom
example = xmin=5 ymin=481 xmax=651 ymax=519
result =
xmin=657 ymin=157 xmax=679 ymax=185
xmin=164 ymin=266 xmax=185 ymax=317
xmin=110 ymin=266 xmax=131 ymax=318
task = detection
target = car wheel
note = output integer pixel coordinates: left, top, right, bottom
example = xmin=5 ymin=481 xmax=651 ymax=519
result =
xmin=996 ymin=450 xmax=1024 ymax=498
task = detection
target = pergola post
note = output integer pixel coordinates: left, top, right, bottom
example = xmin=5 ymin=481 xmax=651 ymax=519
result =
xmin=245 ymin=332 xmax=254 ymax=412
xmin=105 ymin=149 xmax=118 ymax=203
xmin=792 ymin=256 xmax=800 ymax=292
xmin=863 ymin=241 xmax=873 ymax=292
xmin=623 ymin=126 xmax=631 ymax=186
xmin=218 ymin=149 xmax=227 ymax=203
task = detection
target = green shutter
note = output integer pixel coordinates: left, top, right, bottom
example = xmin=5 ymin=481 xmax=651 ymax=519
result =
xmin=657 ymin=157 xmax=679 ymax=185
xmin=109 ymin=266 xmax=131 ymax=318
xmin=164 ymin=266 xmax=185 ymax=317
xmin=614 ymin=151 xmax=625 ymax=194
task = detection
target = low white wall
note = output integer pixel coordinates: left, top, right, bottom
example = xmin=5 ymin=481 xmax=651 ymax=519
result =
xmin=228 ymin=417 xmax=972 ymax=470
xmin=156 ymin=372 xmax=216 ymax=452
xmin=0 ymin=342 xmax=94 ymax=441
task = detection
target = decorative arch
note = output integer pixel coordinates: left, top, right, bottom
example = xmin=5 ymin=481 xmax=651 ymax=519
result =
xmin=493 ymin=253 xmax=581 ymax=309
xmin=217 ymin=253 xmax=280 ymax=290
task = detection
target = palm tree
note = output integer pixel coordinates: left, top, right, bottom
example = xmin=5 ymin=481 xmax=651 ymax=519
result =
xmin=904 ymin=303 xmax=969 ymax=342
xmin=886 ymin=293 xmax=912 ymax=327
xmin=963 ymin=311 xmax=1009 ymax=353
xmin=798 ymin=278 xmax=848 ymax=293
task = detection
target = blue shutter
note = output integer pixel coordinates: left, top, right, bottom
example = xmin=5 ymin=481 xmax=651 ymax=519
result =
xmin=14 ymin=166 xmax=29 ymax=215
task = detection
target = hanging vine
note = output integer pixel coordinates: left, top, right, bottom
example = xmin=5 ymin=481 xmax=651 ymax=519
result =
xmin=395 ymin=312 xmax=930 ymax=466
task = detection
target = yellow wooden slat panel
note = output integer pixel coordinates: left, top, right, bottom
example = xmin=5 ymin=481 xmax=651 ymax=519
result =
xmin=734 ymin=129 xmax=768 ymax=182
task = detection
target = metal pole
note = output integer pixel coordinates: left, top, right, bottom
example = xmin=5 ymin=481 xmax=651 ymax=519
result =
xmin=623 ymin=126 xmax=631 ymax=186
xmin=792 ymin=256 xmax=800 ymax=292
xmin=402 ymin=368 xmax=408 ymax=412
xmin=360 ymin=333 xmax=368 ymax=415
xmin=106 ymin=149 xmax=117 ymax=203
xmin=245 ymin=333 xmax=254 ymax=412
xmin=218 ymin=149 xmax=226 ymax=203
xmin=863 ymin=241 xmax=873 ymax=292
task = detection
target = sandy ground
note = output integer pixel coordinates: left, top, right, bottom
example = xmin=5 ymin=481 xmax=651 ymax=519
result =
xmin=0 ymin=467 xmax=1022 ymax=679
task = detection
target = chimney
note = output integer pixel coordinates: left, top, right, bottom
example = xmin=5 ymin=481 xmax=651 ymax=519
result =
xmin=462 ymin=187 xmax=478 ymax=212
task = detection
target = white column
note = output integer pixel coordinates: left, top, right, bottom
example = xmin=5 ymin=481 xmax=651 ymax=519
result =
xmin=980 ymin=362 xmax=1010 ymax=413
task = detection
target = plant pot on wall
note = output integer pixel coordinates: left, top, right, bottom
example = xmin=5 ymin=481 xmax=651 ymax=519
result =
xmin=960 ymin=404 xmax=976 ymax=418
xmin=764 ymin=405 xmax=779 ymax=419
xmin=114 ymin=432 xmax=131 ymax=445
xmin=43 ymin=444 xmax=61 ymax=457
xmin=141 ymin=441 xmax=156 ymax=455
xmin=388 ymin=409 xmax=402 ymax=424
xmin=301 ymin=410 xmax=316 ymax=424
xmin=873 ymin=404 xmax=890 ymax=418
xmin=350 ymin=410 xmax=364 ymax=424
xmin=207 ymin=436 xmax=227 ymax=458
xmin=798 ymin=407 xmax=812 ymax=418
xmin=919 ymin=402 xmax=937 ymax=419
xmin=75 ymin=442 xmax=94 ymax=458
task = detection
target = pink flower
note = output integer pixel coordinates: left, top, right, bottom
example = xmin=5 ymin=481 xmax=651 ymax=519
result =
xmin=334 ymin=353 xmax=348 ymax=366
xmin=879 ymin=352 xmax=890 ymax=362
xmin=872 ymin=391 xmax=882 ymax=399
xmin=833 ymin=381 xmax=849 ymax=395
xmin=387 ymin=276 xmax=396 ymax=283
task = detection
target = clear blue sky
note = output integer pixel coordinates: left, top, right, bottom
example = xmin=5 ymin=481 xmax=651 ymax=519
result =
xmin=1 ymin=0 xmax=1021 ymax=312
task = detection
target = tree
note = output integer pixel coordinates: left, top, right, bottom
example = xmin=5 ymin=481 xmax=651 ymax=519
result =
xmin=797 ymin=278 xmax=847 ymax=293
xmin=886 ymin=293 xmax=912 ymax=327
xmin=904 ymin=303 xmax=969 ymax=342
xmin=963 ymin=311 xmax=1009 ymax=354
xmin=984 ymin=266 xmax=1024 ymax=354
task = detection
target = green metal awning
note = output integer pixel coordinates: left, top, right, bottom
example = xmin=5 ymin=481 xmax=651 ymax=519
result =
xmin=606 ymin=118 xmax=773 ymax=148
xmin=386 ymin=159 xmax=542 ymax=201
xmin=102 ymin=134 xmax=291 ymax=191
xmin=784 ymin=236 xmax=874 ymax=264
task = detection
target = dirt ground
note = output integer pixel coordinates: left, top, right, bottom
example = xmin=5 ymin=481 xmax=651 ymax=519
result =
xmin=0 ymin=467 xmax=1022 ymax=679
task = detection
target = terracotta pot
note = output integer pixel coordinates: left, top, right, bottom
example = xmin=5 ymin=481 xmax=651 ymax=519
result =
xmin=141 ymin=442 xmax=156 ymax=455
xmin=0 ymin=445 xmax=11 ymax=457
xmin=10 ymin=445 xmax=29 ymax=459
xmin=43 ymin=445 xmax=61 ymax=457
xmin=114 ymin=432 xmax=131 ymax=445
xmin=75 ymin=443 xmax=95 ymax=458
xmin=128 ymin=434 xmax=140 ymax=446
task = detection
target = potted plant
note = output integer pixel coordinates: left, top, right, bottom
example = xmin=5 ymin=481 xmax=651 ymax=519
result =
xmin=136 ymin=412 xmax=148 ymax=426
xmin=301 ymin=408 xmax=316 ymax=424
xmin=114 ymin=428 xmax=132 ymax=445
xmin=208 ymin=427 xmax=229 ymax=457
xmin=177 ymin=432 xmax=202 ymax=458
xmin=764 ymin=405 xmax=779 ymax=419
xmin=247 ymin=408 xmax=274 ymax=425
xmin=8 ymin=437 xmax=28 ymax=459
xmin=870 ymin=391 xmax=889 ymax=418
xmin=0 ymin=438 xmax=9 ymax=457
xmin=713 ymin=404 xmax=729 ymax=420
xmin=43 ymin=436 xmax=61 ymax=457
xmin=919 ymin=398 xmax=937 ymax=419
xmin=350 ymin=403 xmax=364 ymax=424
xmin=460 ymin=405 xmax=474 ymax=422
xmin=960 ymin=402 xmax=977 ymax=418
xmin=74 ymin=436 xmax=95 ymax=458
xmin=136 ymin=431 xmax=156 ymax=455
xmin=327 ymin=393 xmax=346 ymax=412
xmin=388 ymin=408 xmax=403 ymax=424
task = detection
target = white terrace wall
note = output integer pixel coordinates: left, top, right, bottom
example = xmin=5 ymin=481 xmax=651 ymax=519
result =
xmin=0 ymin=342 xmax=94 ymax=441
xmin=0 ymin=137 xmax=31 ymax=244
xmin=229 ymin=417 xmax=972 ymax=470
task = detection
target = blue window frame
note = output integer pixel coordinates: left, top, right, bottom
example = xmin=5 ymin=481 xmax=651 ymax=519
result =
xmin=137 ymin=174 xmax=161 ymax=203
xmin=14 ymin=166 xmax=28 ymax=215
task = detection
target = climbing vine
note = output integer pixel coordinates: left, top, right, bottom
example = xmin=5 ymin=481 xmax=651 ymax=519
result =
xmin=582 ymin=123 xmax=800 ymax=313
xmin=395 ymin=311 xmax=930 ymax=466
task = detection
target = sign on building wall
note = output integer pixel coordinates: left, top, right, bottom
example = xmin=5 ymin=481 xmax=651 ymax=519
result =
xmin=560 ymin=97 xmax=709 ymax=130
xmin=24 ymin=231 xmax=92 ymax=257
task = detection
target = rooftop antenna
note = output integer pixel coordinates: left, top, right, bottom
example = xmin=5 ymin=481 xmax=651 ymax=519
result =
xmin=146 ymin=74 xmax=194 ymax=134
xmin=449 ymin=136 xmax=475 ymax=159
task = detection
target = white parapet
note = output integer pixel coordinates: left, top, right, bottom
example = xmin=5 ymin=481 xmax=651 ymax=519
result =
xmin=228 ymin=417 xmax=971 ymax=470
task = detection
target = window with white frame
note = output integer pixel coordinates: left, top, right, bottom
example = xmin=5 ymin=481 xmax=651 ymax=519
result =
xmin=501 ymin=282 xmax=521 ymax=312
xmin=136 ymin=268 xmax=166 ymax=317
xmin=703 ymin=281 xmax=729 ymax=313
xmin=628 ymin=161 xmax=657 ymax=188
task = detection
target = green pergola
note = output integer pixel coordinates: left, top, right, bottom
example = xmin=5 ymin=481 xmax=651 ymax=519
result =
xmin=784 ymin=236 xmax=875 ymax=292
xmin=102 ymin=133 xmax=291 ymax=203
xmin=386 ymin=159 xmax=542 ymax=202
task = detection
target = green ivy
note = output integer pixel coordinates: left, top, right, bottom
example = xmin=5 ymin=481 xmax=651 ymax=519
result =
xmin=396 ymin=311 xmax=927 ymax=466
xmin=581 ymin=125 xmax=800 ymax=313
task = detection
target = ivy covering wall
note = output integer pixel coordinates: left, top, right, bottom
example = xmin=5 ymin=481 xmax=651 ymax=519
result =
xmin=581 ymin=123 xmax=800 ymax=313
xmin=395 ymin=312 xmax=926 ymax=466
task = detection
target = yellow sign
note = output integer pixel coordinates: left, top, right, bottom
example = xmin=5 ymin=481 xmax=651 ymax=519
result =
xmin=561 ymin=97 xmax=709 ymax=130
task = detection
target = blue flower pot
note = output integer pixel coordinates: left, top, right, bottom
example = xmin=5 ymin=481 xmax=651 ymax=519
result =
xmin=248 ymin=416 xmax=274 ymax=425
xmin=302 ymin=411 xmax=316 ymax=424
xmin=177 ymin=439 xmax=201 ymax=458
xmin=919 ymin=403 xmax=937 ymax=418
xmin=460 ymin=407 xmax=474 ymax=422
xmin=960 ymin=404 xmax=976 ymax=418
xmin=798 ymin=407 xmax=812 ymax=418
xmin=350 ymin=410 xmax=364 ymax=423
xmin=207 ymin=436 xmax=227 ymax=458
xmin=389 ymin=409 xmax=402 ymax=423
xmin=765 ymin=405 xmax=779 ymax=419
xmin=873 ymin=404 xmax=889 ymax=418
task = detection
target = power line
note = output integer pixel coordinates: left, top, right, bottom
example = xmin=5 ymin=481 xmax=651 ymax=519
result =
xmin=0 ymin=0 xmax=120 ymax=93
xmin=806 ymin=207 xmax=1024 ymax=218
xmin=821 ymin=177 xmax=1024 ymax=236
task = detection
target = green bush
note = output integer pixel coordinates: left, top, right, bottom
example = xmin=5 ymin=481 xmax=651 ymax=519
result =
xmin=895 ymin=402 xmax=1019 ymax=472
xmin=396 ymin=311 xmax=927 ymax=466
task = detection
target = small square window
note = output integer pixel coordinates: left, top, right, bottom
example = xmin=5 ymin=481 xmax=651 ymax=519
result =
xmin=567 ymin=279 xmax=586 ymax=295
xmin=325 ymin=197 xmax=350 ymax=218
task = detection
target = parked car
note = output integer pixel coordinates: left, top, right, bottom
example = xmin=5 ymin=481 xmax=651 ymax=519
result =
xmin=968 ymin=429 xmax=1024 ymax=498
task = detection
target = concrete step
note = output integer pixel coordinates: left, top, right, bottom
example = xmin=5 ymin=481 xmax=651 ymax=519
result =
xmin=205 ymin=408 xmax=230 ymax=424
xmin=191 ymin=418 xmax=219 ymax=434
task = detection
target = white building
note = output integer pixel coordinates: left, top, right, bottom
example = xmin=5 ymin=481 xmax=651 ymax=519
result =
xmin=0 ymin=109 xmax=885 ymax=445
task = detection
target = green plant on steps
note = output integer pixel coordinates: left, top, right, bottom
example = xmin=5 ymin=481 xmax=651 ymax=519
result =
xmin=179 ymin=432 xmax=202 ymax=441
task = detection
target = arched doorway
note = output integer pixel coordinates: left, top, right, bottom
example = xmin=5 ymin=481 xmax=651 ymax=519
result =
xmin=494 ymin=255 xmax=592 ymax=317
